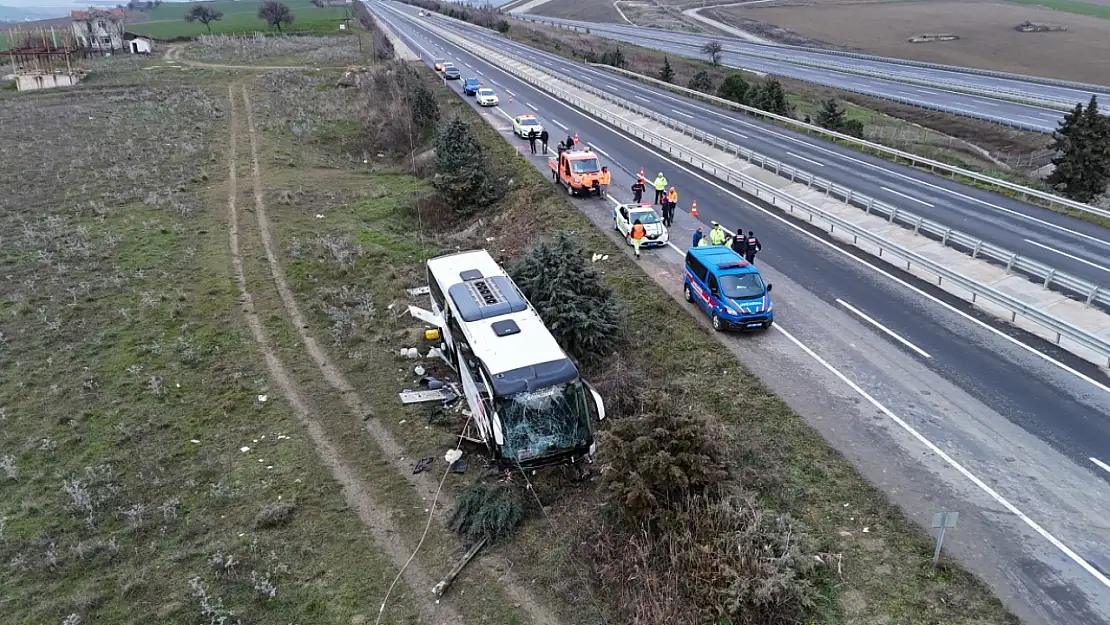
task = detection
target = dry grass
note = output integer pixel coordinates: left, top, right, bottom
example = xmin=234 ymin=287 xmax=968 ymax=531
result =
xmin=719 ymin=0 xmax=1110 ymax=84
xmin=184 ymin=33 xmax=364 ymax=65
xmin=0 ymin=54 xmax=422 ymax=624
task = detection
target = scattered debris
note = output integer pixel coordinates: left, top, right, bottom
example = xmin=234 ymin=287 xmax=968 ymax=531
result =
xmin=450 ymin=457 xmax=468 ymax=474
xmin=399 ymin=389 xmax=456 ymax=404
xmin=240 ymin=446 xmax=251 ymax=453
xmin=407 ymin=285 xmax=431 ymax=297
xmin=419 ymin=376 xmax=445 ymax=391
xmin=432 ymin=536 xmax=488 ymax=598
xmin=1015 ymin=21 xmax=1067 ymax=32
xmin=445 ymin=449 xmax=463 ymax=465
xmin=414 ymin=365 xmax=426 ymax=376
xmin=257 ymin=394 xmax=268 ymax=403
xmin=412 ymin=456 xmax=435 ymax=474
xmin=399 ymin=347 xmax=420 ymax=359
xmin=190 ymin=439 xmax=201 ymax=444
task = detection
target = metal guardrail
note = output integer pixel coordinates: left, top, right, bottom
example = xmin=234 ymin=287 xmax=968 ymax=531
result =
xmin=386 ymin=3 xmax=1110 ymax=364
xmin=427 ymin=13 xmax=1110 ymax=221
xmin=512 ymin=16 xmax=1061 ymax=132
xmin=592 ymin=64 xmax=1110 ymax=222
xmin=519 ymin=15 xmax=1110 ymax=100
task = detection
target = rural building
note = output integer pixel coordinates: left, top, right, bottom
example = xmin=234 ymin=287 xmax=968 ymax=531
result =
xmin=3 ymin=28 xmax=84 ymax=92
xmin=71 ymin=8 xmax=126 ymax=53
xmin=123 ymin=32 xmax=153 ymax=54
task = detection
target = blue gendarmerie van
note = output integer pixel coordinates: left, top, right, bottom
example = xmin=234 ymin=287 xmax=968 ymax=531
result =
xmin=683 ymin=246 xmax=773 ymax=331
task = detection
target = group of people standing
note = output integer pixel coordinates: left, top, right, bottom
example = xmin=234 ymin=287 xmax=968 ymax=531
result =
xmin=629 ymin=173 xmax=678 ymax=227
xmin=693 ymin=223 xmax=762 ymax=263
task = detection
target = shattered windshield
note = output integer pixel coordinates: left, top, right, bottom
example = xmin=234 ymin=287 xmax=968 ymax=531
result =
xmin=497 ymin=382 xmax=591 ymax=462
xmin=571 ymin=158 xmax=600 ymax=174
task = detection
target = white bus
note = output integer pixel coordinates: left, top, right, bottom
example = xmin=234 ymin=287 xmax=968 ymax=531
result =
xmin=409 ymin=249 xmax=606 ymax=468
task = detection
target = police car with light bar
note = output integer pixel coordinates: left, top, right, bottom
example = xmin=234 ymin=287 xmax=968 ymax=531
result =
xmin=613 ymin=203 xmax=668 ymax=248
xmin=683 ymin=246 xmax=773 ymax=332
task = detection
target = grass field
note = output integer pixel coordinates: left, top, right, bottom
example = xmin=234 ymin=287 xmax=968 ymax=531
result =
xmin=716 ymin=0 xmax=1110 ymax=84
xmin=1006 ymin=0 xmax=1110 ymax=18
xmin=0 ymin=30 xmax=1019 ymax=625
xmin=128 ymin=0 xmax=351 ymax=38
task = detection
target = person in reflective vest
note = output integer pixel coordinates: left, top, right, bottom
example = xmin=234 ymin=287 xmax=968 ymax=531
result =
xmin=709 ymin=222 xmax=726 ymax=245
xmin=599 ymin=166 xmax=611 ymax=198
xmin=744 ymin=231 xmax=762 ymax=263
xmin=652 ymin=173 xmax=668 ymax=204
xmin=664 ymin=187 xmax=678 ymax=227
xmin=630 ymin=219 xmax=646 ymax=259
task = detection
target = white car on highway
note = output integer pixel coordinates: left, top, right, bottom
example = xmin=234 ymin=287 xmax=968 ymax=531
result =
xmin=614 ymin=203 xmax=669 ymax=248
xmin=476 ymin=88 xmax=499 ymax=107
xmin=512 ymin=114 xmax=544 ymax=138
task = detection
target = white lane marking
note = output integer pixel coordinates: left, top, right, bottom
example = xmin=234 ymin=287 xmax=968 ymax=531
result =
xmin=836 ymin=299 xmax=932 ymax=358
xmin=1024 ymin=239 xmax=1110 ymax=274
xmin=671 ymin=108 xmax=696 ymax=119
xmin=526 ymin=102 xmax=539 ymax=111
xmin=388 ymin=3 xmax=1110 ymax=402
xmin=981 ymin=101 xmax=999 ymax=107
xmin=881 ymin=185 xmax=936 ymax=208
xmin=505 ymin=89 xmax=516 ymax=97
xmin=494 ymin=107 xmax=515 ymax=123
xmin=723 ymin=127 xmax=749 ymax=140
xmin=476 ymin=69 xmax=483 ymax=75
xmin=635 ymin=95 xmax=651 ymax=103
xmin=585 ymin=142 xmax=612 ymax=158
xmin=551 ymin=119 xmax=569 ymax=131
xmin=409 ymin=38 xmax=433 ymax=58
xmin=1092 ymin=457 xmax=1110 ymax=475
xmin=786 ymin=151 xmax=825 ymax=168
xmin=771 ymin=321 xmax=1110 ymax=592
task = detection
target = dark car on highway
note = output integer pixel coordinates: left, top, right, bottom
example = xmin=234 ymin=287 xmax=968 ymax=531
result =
xmin=444 ymin=67 xmax=461 ymax=80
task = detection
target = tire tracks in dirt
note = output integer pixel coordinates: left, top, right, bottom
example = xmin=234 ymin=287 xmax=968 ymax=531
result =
xmin=238 ymin=83 xmax=562 ymax=625
xmin=225 ymin=82 xmax=459 ymax=625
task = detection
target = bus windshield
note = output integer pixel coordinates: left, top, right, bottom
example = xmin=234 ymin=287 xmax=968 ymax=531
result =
xmin=496 ymin=381 xmax=591 ymax=462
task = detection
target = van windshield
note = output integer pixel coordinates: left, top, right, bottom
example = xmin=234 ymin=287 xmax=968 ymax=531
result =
xmin=720 ymin=273 xmax=766 ymax=299
xmin=571 ymin=158 xmax=600 ymax=174
xmin=497 ymin=381 xmax=591 ymax=463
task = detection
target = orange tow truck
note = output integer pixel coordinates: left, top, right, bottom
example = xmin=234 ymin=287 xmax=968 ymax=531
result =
xmin=549 ymin=146 xmax=604 ymax=197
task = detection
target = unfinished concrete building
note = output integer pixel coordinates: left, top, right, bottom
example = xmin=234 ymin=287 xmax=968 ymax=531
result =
xmin=3 ymin=29 xmax=84 ymax=92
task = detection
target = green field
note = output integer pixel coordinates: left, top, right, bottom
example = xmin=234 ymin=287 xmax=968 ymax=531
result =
xmin=128 ymin=1 xmax=351 ymax=38
xmin=1006 ymin=0 xmax=1110 ymax=18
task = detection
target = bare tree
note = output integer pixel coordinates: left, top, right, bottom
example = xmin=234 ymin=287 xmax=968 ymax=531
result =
xmin=258 ymin=0 xmax=295 ymax=34
xmin=701 ymin=40 xmax=723 ymax=65
xmin=185 ymin=5 xmax=223 ymax=34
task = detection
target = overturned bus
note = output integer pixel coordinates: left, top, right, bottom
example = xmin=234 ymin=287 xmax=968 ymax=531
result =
xmin=409 ymin=249 xmax=606 ymax=469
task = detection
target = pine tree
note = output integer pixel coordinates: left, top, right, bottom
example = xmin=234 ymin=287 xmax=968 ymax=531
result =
xmin=509 ymin=233 xmax=622 ymax=365
xmin=687 ymin=70 xmax=714 ymax=94
xmin=752 ymin=78 xmax=791 ymax=116
xmin=815 ymin=97 xmax=846 ymax=131
xmin=659 ymin=56 xmax=675 ymax=83
xmin=717 ymin=73 xmax=749 ymax=105
xmin=1047 ymin=98 xmax=1110 ymax=203
xmin=434 ymin=117 xmax=497 ymax=216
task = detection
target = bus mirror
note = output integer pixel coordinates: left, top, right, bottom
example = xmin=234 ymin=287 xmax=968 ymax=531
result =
xmin=585 ymin=382 xmax=606 ymax=421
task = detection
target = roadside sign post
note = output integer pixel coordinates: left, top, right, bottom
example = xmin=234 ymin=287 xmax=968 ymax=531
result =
xmin=930 ymin=511 xmax=959 ymax=570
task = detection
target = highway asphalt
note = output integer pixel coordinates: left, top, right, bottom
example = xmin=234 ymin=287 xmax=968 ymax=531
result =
xmin=418 ymin=14 xmax=1110 ymax=297
xmin=514 ymin=15 xmax=1110 ymax=133
xmin=370 ymin=2 xmax=1110 ymax=622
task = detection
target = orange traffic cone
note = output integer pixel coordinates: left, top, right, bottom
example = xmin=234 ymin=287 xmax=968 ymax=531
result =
xmin=690 ymin=200 xmax=698 ymax=217
xmin=574 ymin=131 xmax=580 ymax=145
xmin=509 ymin=94 xmax=513 ymax=104
xmin=639 ymin=167 xmax=644 ymax=179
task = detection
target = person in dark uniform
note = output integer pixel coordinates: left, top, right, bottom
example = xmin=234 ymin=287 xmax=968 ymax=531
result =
xmin=744 ymin=231 xmax=762 ymax=263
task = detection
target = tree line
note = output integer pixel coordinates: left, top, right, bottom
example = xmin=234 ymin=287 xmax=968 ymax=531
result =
xmin=185 ymin=1 xmax=296 ymax=35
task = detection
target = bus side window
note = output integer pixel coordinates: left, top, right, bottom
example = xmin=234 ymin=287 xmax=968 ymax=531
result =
xmin=429 ymin=277 xmax=446 ymax=313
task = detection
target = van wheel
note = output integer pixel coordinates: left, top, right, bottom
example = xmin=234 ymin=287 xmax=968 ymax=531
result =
xmin=763 ymin=320 xmax=774 ymax=329
xmin=684 ymin=284 xmax=694 ymax=303
xmin=711 ymin=312 xmax=723 ymax=332
xmin=567 ymin=184 xmax=573 ymax=196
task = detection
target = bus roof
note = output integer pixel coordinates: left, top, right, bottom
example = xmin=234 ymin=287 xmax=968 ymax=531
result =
xmin=426 ymin=250 xmax=577 ymax=390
